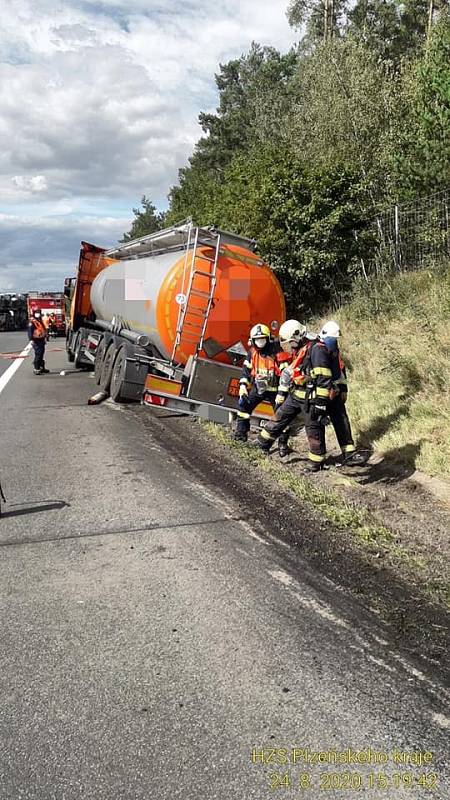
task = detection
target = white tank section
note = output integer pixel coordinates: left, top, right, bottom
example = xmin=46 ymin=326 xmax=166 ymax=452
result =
xmin=90 ymin=252 xmax=178 ymax=358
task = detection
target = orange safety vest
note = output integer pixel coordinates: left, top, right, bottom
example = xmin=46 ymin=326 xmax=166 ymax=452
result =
xmin=289 ymin=342 xmax=313 ymax=386
xmin=30 ymin=318 xmax=47 ymax=339
xmin=250 ymin=348 xmax=279 ymax=385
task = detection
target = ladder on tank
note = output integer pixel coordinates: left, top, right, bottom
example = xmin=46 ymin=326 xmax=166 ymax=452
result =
xmin=170 ymin=226 xmax=221 ymax=365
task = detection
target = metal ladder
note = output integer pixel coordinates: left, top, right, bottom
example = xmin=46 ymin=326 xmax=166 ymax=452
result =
xmin=170 ymin=226 xmax=221 ymax=365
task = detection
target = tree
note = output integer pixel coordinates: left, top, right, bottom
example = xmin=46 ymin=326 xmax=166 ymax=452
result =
xmin=286 ymin=37 xmax=400 ymax=208
xmin=121 ymin=196 xmax=166 ymax=241
xmin=204 ymin=144 xmax=371 ymax=313
xmin=287 ymin=0 xmax=348 ymax=45
xmin=166 ymin=44 xmax=298 ymax=224
xmin=392 ymin=11 xmax=450 ymax=196
xmin=348 ymin=0 xmax=430 ymax=64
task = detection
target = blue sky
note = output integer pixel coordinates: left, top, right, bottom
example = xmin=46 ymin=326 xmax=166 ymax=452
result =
xmin=0 ymin=0 xmax=297 ymax=291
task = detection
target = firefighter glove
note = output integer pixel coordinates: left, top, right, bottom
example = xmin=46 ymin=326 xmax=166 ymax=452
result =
xmin=239 ymin=384 xmax=248 ymax=398
xmin=275 ymin=393 xmax=285 ymax=408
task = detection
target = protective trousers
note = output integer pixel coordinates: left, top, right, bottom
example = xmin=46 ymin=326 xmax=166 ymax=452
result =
xmin=328 ymin=397 xmax=355 ymax=456
xmin=257 ymin=393 xmax=303 ymax=450
xmin=32 ymin=340 xmax=46 ymax=370
xmin=235 ymin=388 xmax=289 ymax=445
xmin=304 ymin=397 xmax=355 ymax=464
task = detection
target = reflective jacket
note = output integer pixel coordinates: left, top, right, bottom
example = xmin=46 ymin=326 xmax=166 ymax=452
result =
xmin=277 ymin=339 xmax=316 ymax=402
xmin=28 ymin=318 xmax=47 ymax=341
xmin=239 ymin=341 xmax=291 ymax=394
xmin=309 ymin=341 xmax=348 ymax=404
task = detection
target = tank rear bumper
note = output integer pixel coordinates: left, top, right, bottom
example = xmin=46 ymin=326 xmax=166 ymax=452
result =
xmin=143 ymin=358 xmax=274 ymax=426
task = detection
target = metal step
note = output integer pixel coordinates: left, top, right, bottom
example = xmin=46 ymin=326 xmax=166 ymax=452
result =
xmin=189 ymin=289 xmax=212 ymax=299
xmin=184 ymin=308 xmax=208 ymax=318
xmin=193 ymin=269 xmax=215 ymax=278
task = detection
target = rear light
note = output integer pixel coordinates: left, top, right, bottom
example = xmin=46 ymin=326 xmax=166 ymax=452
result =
xmin=144 ymin=393 xmax=167 ymax=406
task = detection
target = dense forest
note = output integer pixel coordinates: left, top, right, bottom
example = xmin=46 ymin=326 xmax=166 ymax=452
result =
xmin=124 ymin=1 xmax=450 ymax=314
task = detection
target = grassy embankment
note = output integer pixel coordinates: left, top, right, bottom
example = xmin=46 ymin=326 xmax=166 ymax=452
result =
xmin=326 ymin=265 xmax=450 ymax=479
xmin=203 ymin=265 xmax=450 ymax=610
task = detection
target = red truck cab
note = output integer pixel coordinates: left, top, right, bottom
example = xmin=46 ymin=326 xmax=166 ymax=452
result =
xmin=27 ymin=292 xmax=66 ymax=336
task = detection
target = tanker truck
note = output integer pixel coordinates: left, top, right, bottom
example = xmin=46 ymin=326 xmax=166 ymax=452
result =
xmin=66 ymin=221 xmax=286 ymax=422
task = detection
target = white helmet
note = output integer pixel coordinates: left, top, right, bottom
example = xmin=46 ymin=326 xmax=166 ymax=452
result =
xmin=279 ymin=319 xmax=307 ymax=352
xmin=320 ymin=320 xmax=341 ymax=339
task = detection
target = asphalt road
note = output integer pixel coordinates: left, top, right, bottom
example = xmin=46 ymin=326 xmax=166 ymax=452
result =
xmin=0 ymin=330 xmax=30 ymax=378
xmin=0 ymin=331 xmax=449 ymax=800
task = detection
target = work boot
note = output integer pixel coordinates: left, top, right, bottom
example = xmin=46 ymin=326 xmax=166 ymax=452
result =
xmin=39 ymin=367 xmax=50 ymax=374
xmin=302 ymin=460 xmax=325 ymax=474
xmin=233 ymin=432 xmax=248 ymax=443
xmin=278 ymin=440 xmax=291 ymax=458
xmin=340 ymin=451 xmax=366 ymax=466
xmin=33 ymin=368 xmax=42 ymax=375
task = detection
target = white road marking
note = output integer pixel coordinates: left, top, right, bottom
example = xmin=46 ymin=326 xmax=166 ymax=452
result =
xmin=0 ymin=342 xmax=31 ymax=396
xmin=432 ymin=712 xmax=450 ymax=729
xmin=269 ymin=568 xmax=293 ymax=587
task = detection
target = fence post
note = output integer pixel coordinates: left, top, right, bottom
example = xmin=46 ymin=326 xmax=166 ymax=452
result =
xmin=394 ymin=204 xmax=401 ymax=271
xmin=445 ymin=191 xmax=450 ymax=257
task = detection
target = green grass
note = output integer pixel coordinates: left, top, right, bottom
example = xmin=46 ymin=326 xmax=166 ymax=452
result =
xmin=315 ymin=265 xmax=450 ymax=479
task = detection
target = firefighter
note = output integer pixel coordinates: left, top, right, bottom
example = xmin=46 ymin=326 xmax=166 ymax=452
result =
xmin=256 ymin=320 xmax=313 ymax=453
xmin=303 ymin=320 xmax=362 ymax=472
xmin=47 ymin=312 xmax=57 ymax=338
xmin=234 ymin=323 xmax=292 ymax=456
xmin=28 ymin=309 xmax=49 ymax=375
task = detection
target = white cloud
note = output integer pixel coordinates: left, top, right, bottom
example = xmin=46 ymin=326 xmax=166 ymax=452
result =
xmin=0 ymin=0 xmax=296 ymax=290
xmin=12 ymin=175 xmax=48 ymax=192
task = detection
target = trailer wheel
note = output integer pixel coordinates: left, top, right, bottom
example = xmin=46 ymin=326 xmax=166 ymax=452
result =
xmin=110 ymin=346 xmax=128 ymax=403
xmin=66 ymin=333 xmax=75 ymax=362
xmin=94 ymin=337 xmax=106 ymax=385
xmin=74 ymin=331 xmax=85 ymax=369
xmin=99 ymin=342 xmax=116 ymax=392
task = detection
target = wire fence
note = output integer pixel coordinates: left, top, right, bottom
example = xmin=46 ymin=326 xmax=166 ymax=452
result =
xmin=365 ymin=188 xmax=450 ymax=276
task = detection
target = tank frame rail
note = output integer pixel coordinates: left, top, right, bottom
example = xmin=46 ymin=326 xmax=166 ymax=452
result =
xmin=143 ymin=388 xmax=273 ymax=427
xmin=170 ymin=227 xmax=220 ymax=365
xmin=105 ymin=220 xmax=257 ymax=261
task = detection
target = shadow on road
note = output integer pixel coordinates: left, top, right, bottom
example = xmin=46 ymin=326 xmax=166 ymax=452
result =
xmin=0 ymin=500 xmax=69 ymax=519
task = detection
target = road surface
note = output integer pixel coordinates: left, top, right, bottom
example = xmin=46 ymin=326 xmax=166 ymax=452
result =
xmin=0 ymin=331 xmax=449 ymax=799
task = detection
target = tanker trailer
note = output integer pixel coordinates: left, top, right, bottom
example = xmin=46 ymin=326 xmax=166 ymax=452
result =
xmin=67 ymin=222 xmax=286 ymax=421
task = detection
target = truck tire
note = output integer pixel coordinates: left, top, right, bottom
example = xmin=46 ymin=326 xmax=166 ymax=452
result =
xmin=74 ymin=331 xmax=86 ymax=369
xmin=99 ymin=342 xmax=116 ymax=392
xmin=94 ymin=337 xmax=106 ymax=385
xmin=110 ymin=346 xmax=128 ymax=403
xmin=66 ymin=332 xmax=75 ymax=362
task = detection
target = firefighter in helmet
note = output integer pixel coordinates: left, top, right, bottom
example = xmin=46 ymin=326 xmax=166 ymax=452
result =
xmin=234 ymin=322 xmax=291 ymax=456
xmin=256 ymin=319 xmax=313 ymax=452
xmin=302 ymin=320 xmax=363 ymax=471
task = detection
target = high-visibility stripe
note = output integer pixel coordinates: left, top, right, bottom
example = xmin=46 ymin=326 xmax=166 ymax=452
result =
xmin=311 ymin=367 xmax=332 ymax=377
xmin=342 ymin=444 xmax=356 ymax=453
xmin=240 ymin=378 xmax=250 ymax=387
xmin=316 ymin=387 xmax=330 ymax=398
xmin=259 ymin=428 xmax=274 ymax=441
xmin=244 ymin=360 xmax=252 ymax=369
xmin=237 ymin=411 xmax=250 ymax=419
xmin=309 ymin=452 xmax=325 ymax=462
xmin=293 ymin=389 xmax=306 ymax=400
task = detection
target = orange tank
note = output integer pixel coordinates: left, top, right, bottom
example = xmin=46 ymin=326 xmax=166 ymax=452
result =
xmin=90 ymin=238 xmax=286 ymax=365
